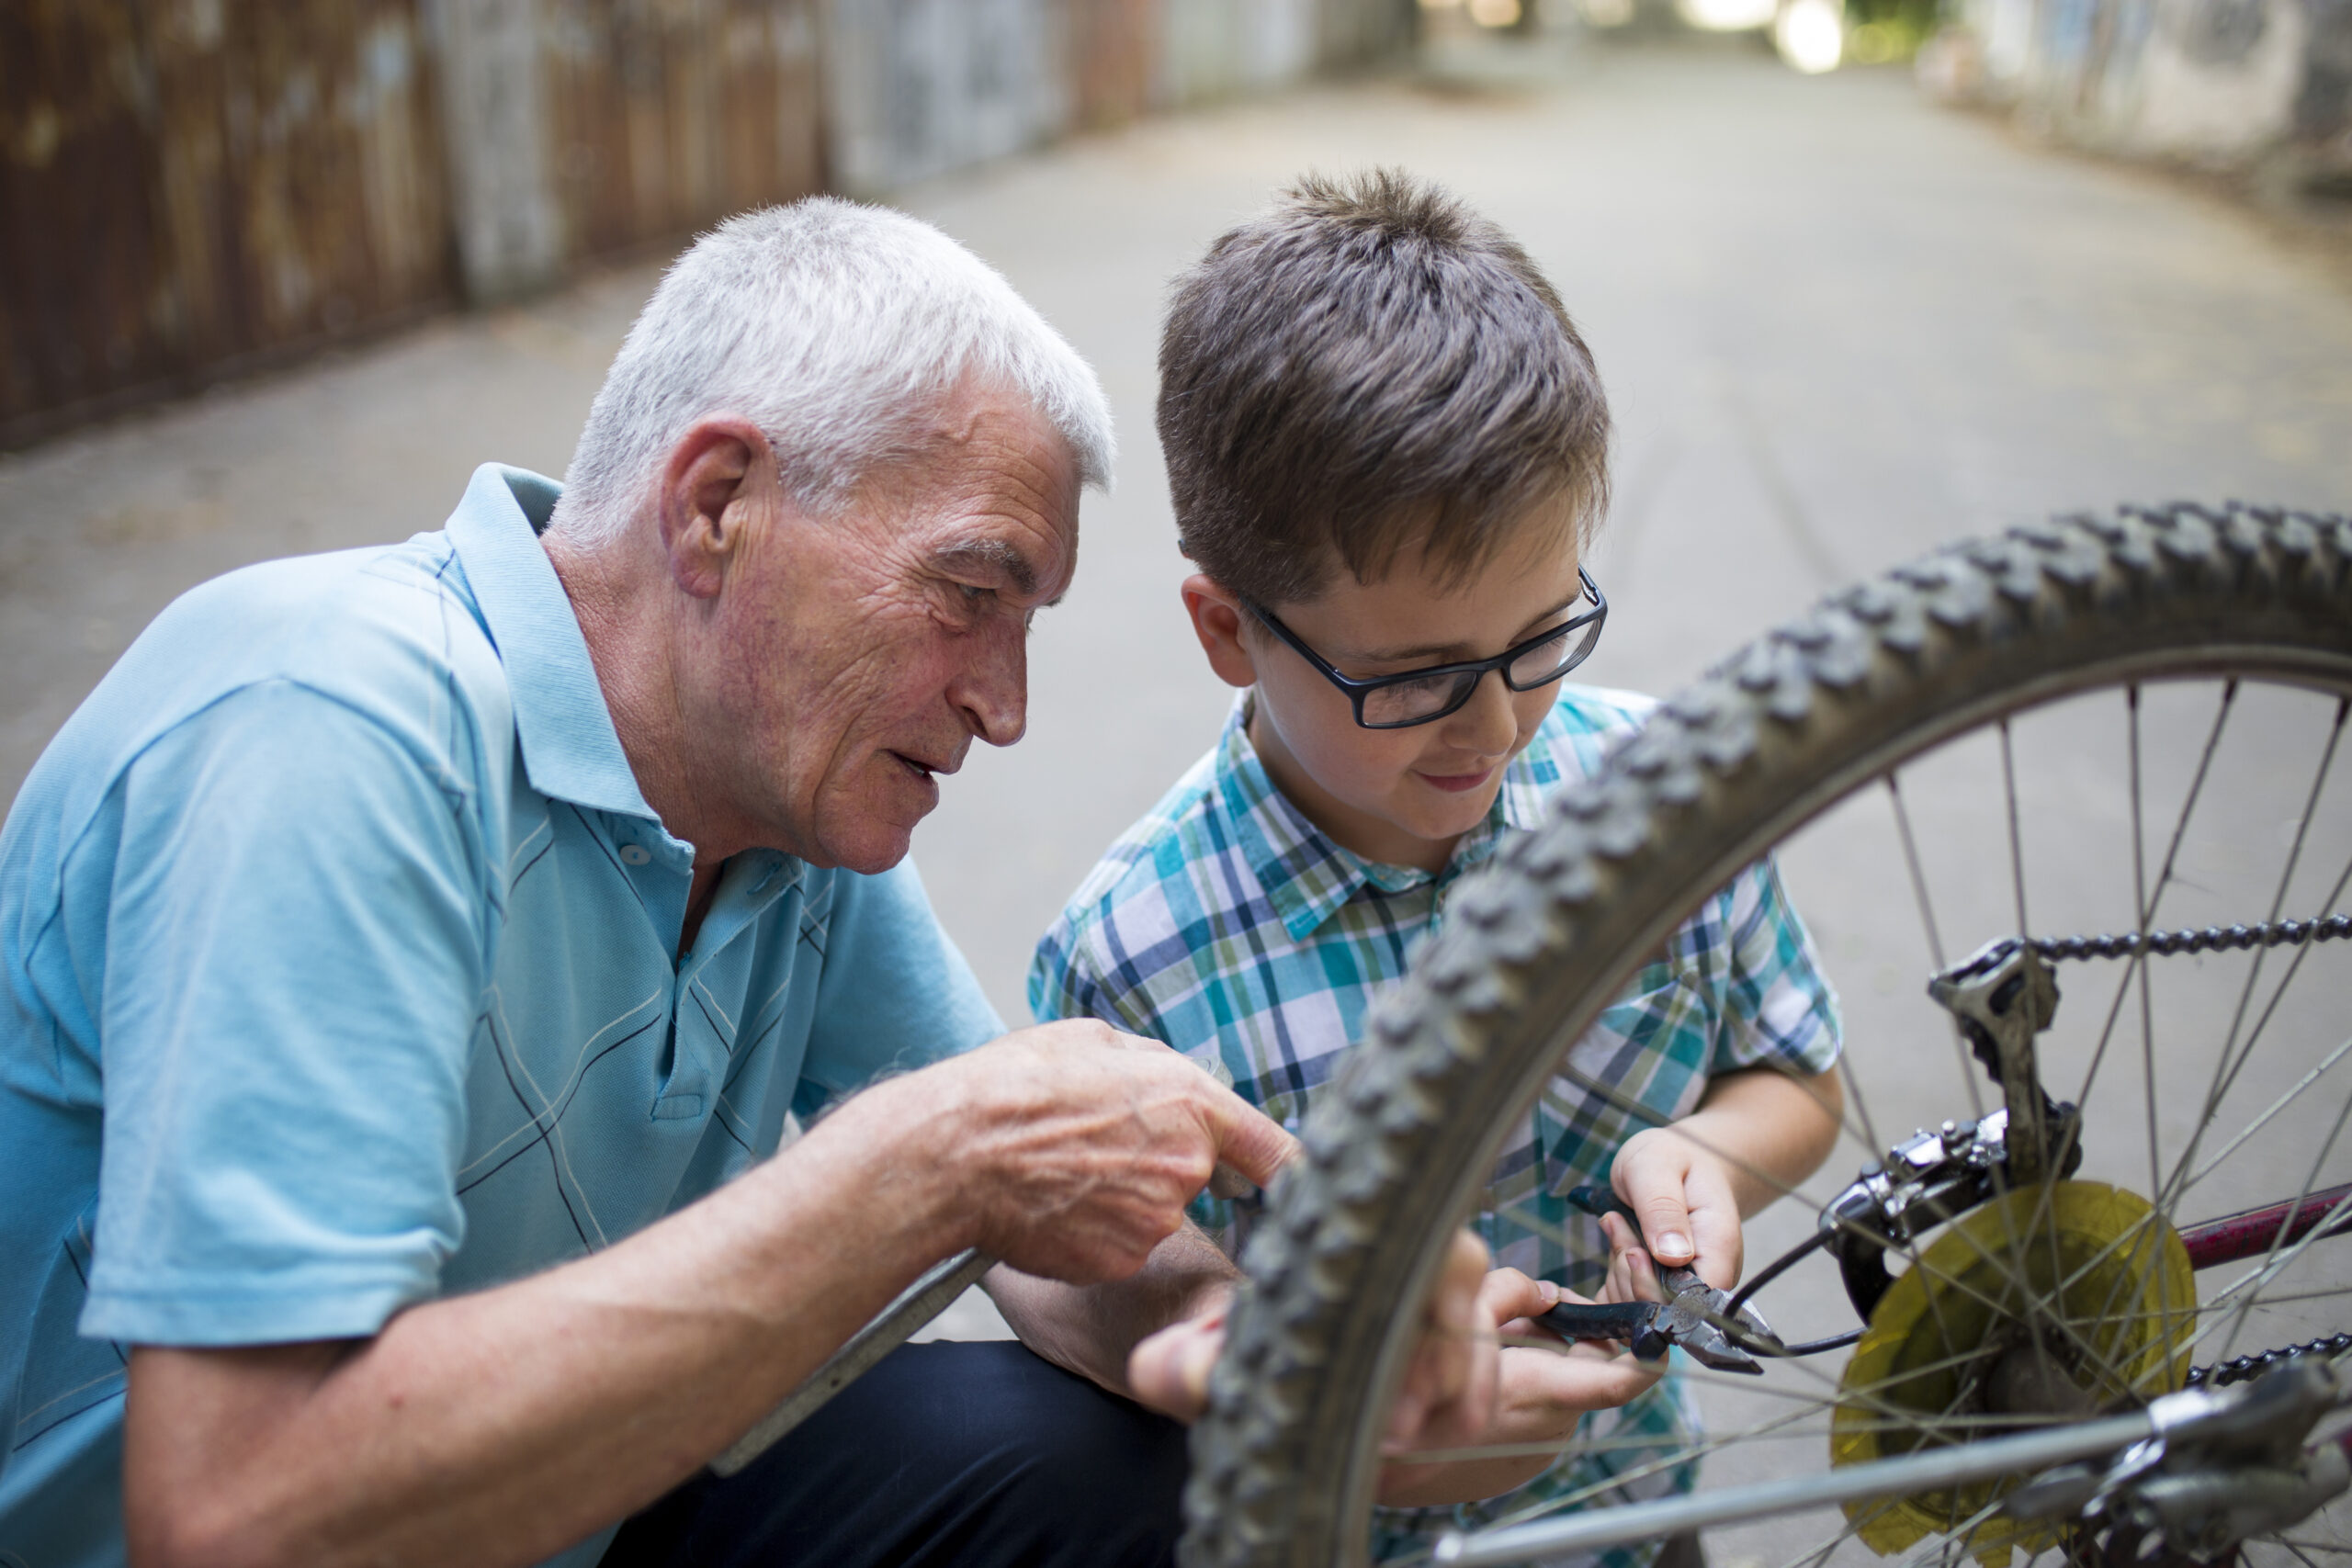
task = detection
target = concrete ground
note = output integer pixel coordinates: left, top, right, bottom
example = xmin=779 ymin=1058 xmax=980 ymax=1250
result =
xmin=6 ymin=28 xmax=2351 ymax=1546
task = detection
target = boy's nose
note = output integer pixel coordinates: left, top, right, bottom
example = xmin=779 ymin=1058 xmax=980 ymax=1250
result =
xmin=1442 ymin=670 xmax=1520 ymax=757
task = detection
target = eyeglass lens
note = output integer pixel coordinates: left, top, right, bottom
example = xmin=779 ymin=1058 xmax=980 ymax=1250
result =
xmin=1357 ymin=615 xmax=1603 ymax=728
xmin=1361 ymin=670 xmax=1481 ymax=727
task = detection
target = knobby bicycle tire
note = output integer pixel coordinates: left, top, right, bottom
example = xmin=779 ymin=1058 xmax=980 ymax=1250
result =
xmin=1179 ymin=503 xmax=2352 ymax=1568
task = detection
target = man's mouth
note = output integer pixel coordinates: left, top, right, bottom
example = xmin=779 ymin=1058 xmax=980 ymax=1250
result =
xmin=890 ymin=751 xmax=953 ymax=782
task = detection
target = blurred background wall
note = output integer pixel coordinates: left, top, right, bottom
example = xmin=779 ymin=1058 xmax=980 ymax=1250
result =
xmin=6 ymin=0 xmax=2343 ymax=455
xmin=0 ymin=0 xmax=1414 ymax=451
xmin=1916 ymin=0 xmax=2352 ymax=175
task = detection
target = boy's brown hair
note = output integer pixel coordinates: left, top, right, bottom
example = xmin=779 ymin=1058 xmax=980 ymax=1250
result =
xmin=1157 ymin=169 xmax=1610 ymax=608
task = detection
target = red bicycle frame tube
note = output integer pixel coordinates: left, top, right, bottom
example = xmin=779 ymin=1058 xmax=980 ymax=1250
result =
xmin=2180 ymin=1182 xmax=2352 ymax=1269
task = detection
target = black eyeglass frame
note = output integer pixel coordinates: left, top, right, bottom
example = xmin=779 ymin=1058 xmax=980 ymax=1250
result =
xmin=1243 ymin=566 xmax=1608 ymax=731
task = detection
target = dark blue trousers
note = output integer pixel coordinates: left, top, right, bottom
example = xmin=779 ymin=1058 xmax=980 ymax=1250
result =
xmin=602 ymin=1341 xmax=1190 ymax=1568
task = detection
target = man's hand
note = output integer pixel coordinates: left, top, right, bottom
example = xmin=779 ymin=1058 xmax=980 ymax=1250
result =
xmin=1125 ymin=1230 xmax=1499 ymax=1427
xmin=1125 ymin=1281 xmax=1233 ymax=1421
xmin=922 ymin=1020 xmax=1296 ymax=1283
xmin=1125 ymin=1230 xmax=1670 ymax=1510
xmin=1374 ymin=1235 xmax=1663 ymax=1507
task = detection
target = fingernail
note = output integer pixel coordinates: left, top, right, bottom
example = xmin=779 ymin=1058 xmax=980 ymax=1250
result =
xmin=1658 ymin=1233 xmax=1693 ymax=1260
xmin=1540 ymin=1280 xmax=1562 ymax=1307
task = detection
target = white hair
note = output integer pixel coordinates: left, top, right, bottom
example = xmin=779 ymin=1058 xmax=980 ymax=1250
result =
xmin=550 ymin=198 xmax=1114 ymax=546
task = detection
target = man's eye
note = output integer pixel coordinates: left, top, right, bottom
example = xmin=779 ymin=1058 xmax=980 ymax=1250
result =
xmin=957 ymin=582 xmax=991 ymax=604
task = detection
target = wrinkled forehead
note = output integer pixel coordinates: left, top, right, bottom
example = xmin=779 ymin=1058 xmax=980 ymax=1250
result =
xmin=898 ymin=391 xmax=1083 ymax=597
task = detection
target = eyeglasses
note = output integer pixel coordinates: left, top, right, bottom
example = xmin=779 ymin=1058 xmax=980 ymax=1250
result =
xmin=1244 ymin=567 xmax=1608 ymax=730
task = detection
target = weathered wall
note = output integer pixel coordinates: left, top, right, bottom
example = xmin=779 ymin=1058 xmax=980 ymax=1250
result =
xmin=3 ymin=0 xmax=454 ymax=446
xmin=822 ymin=0 xmax=1071 ymax=196
xmin=1930 ymin=0 xmax=2352 ymax=165
xmin=6 ymin=0 xmax=1409 ymax=446
xmin=433 ymin=0 xmax=827 ymax=302
xmin=821 ymin=0 xmax=1414 ymax=194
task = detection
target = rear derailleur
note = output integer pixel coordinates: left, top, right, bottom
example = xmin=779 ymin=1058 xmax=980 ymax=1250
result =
xmin=2007 ymin=1359 xmax=2352 ymax=1565
xmin=1821 ymin=937 xmax=2082 ymax=1319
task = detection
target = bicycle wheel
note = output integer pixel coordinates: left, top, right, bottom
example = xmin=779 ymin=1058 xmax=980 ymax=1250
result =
xmin=1182 ymin=503 xmax=2352 ymax=1568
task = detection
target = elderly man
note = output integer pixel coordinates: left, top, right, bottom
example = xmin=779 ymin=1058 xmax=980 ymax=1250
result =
xmin=0 ymin=202 xmax=1498 ymax=1568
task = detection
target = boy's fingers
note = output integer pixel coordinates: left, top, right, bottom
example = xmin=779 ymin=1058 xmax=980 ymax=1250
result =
xmin=1686 ymin=1166 xmax=1746 ymax=1290
xmin=1619 ymin=1163 xmax=1697 ymax=1267
xmin=1689 ymin=1204 xmax=1744 ymax=1291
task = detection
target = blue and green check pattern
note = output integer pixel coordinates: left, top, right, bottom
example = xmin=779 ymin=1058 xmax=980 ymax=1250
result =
xmin=1030 ymin=686 xmax=1842 ymax=1565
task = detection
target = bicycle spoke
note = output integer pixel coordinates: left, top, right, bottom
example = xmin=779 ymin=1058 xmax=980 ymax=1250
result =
xmin=2130 ymin=685 xmax=2164 ymax=1210
xmin=2183 ymin=1028 xmax=2352 ymax=1192
xmin=2001 ymin=717 xmax=2030 ymax=939
xmin=2161 ymin=697 xmax=2349 ymax=1214
xmin=1772 ymin=1495 xmax=1905 ymax=1568
xmin=1887 ymin=771 xmax=1984 ymax=1122
xmin=2064 ymin=681 xmax=2235 ymax=1137
xmin=2203 ymin=1173 xmax=2352 ymax=1360
xmin=2282 ymin=1540 xmax=2332 ymax=1568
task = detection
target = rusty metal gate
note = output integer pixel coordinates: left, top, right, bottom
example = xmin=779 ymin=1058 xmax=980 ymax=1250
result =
xmin=0 ymin=0 xmax=456 ymax=448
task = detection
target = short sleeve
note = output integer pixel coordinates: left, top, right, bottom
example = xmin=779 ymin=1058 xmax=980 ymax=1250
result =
xmin=798 ymin=859 xmax=1004 ymax=1100
xmin=1027 ymin=916 xmax=1101 ymax=1027
xmin=81 ymin=681 xmax=492 ymax=1347
xmin=1710 ymin=855 xmax=1843 ymax=1078
xmin=1028 ymin=912 xmax=1169 ymax=1043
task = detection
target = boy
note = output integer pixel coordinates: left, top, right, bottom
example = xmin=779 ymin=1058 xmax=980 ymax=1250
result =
xmin=1030 ymin=171 xmax=1848 ymax=1562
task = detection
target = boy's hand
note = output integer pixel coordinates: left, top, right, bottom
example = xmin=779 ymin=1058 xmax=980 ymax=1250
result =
xmin=1610 ymin=1127 xmax=1745 ymax=1291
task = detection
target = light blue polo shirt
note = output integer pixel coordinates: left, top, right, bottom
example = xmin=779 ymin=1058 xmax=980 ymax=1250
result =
xmin=0 ymin=465 xmax=1002 ymax=1568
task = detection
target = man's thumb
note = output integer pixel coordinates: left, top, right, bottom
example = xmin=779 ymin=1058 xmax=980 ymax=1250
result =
xmin=1213 ymin=1097 xmax=1300 ymax=1191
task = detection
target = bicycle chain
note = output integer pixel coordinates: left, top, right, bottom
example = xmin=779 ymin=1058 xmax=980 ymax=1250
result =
xmin=2026 ymin=913 xmax=2350 ymax=964
xmin=2185 ymin=1332 xmax=2352 ymax=1389
xmin=2018 ymin=916 xmax=2352 ymax=1394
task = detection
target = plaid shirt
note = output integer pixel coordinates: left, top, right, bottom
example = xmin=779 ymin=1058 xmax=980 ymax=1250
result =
xmin=1030 ymin=685 xmax=1842 ymax=1562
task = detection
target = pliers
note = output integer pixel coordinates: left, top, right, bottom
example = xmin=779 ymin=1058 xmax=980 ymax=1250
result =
xmin=1532 ymin=1187 xmax=1779 ymax=1375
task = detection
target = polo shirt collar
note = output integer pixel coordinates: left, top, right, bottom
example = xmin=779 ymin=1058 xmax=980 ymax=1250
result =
xmin=444 ymin=464 xmax=660 ymax=822
xmin=1207 ymin=694 xmax=1554 ymax=942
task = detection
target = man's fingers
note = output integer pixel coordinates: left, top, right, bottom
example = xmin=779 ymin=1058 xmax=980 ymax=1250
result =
xmin=1206 ymin=1092 xmax=1299 ymax=1190
xmin=1477 ymin=1267 xmax=1560 ymax=1326
xmin=1128 ymin=1314 xmax=1226 ymax=1423
xmin=1386 ymin=1230 xmax=1494 ymax=1445
xmin=1527 ymin=1343 xmax=1665 ymax=1408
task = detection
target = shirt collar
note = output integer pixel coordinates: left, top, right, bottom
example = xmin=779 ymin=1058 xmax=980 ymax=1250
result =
xmin=443 ymin=464 xmax=661 ymax=822
xmin=1207 ymin=694 xmax=1555 ymax=942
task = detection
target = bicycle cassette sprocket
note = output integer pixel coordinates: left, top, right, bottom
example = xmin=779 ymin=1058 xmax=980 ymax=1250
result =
xmin=1830 ymin=1181 xmax=2197 ymax=1564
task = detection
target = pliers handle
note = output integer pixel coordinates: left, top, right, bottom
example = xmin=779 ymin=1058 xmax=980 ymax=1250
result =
xmin=1531 ymin=1186 xmax=1776 ymax=1374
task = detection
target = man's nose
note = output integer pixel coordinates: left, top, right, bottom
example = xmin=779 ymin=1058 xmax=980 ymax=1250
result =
xmin=952 ymin=621 xmax=1028 ymax=748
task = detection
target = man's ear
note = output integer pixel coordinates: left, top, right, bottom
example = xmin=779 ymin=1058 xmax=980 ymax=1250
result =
xmin=657 ymin=418 xmax=773 ymax=600
xmin=1182 ymin=574 xmax=1259 ymax=691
